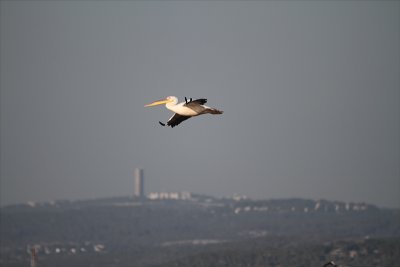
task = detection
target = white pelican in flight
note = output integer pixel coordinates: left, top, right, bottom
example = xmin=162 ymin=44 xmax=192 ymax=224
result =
xmin=145 ymin=96 xmax=223 ymax=127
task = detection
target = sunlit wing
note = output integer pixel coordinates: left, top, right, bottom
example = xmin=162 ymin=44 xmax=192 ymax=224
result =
xmin=184 ymin=98 xmax=207 ymax=106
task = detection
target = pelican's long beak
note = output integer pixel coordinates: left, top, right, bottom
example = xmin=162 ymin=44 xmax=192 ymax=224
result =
xmin=144 ymin=98 xmax=171 ymax=107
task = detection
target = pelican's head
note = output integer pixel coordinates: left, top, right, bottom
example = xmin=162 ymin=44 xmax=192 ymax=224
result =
xmin=145 ymin=96 xmax=177 ymax=107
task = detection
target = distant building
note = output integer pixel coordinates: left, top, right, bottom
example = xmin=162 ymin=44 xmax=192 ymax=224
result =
xmin=134 ymin=168 xmax=144 ymax=198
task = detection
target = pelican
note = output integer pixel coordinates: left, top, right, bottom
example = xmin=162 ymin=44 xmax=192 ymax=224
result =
xmin=145 ymin=96 xmax=223 ymax=127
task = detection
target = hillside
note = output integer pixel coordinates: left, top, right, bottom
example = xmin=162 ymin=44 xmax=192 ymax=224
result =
xmin=1 ymin=195 xmax=399 ymax=267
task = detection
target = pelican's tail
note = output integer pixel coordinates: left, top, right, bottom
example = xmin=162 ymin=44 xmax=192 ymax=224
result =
xmin=205 ymin=108 xmax=223 ymax=115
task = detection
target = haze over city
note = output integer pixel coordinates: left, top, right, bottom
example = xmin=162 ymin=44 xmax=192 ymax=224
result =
xmin=1 ymin=1 xmax=399 ymax=208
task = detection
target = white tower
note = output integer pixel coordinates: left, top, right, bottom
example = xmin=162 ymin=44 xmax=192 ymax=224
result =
xmin=134 ymin=168 xmax=144 ymax=198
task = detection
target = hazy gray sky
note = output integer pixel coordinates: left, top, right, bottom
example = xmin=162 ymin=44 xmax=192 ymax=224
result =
xmin=1 ymin=1 xmax=399 ymax=208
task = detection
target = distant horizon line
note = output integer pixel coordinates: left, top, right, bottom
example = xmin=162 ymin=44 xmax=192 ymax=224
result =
xmin=2 ymin=191 xmax=396 ymax=210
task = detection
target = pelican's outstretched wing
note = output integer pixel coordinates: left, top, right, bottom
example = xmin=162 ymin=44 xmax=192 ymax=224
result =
xmin=166 ymin=113 xmax=191 ymax=128
xmin=184 ymin=98 xmax=207 ymax=106
xmin=182 ymin=98 xmax=208 ymax=114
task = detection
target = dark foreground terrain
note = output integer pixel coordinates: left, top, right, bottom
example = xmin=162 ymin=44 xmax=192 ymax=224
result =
xmin=1 ymin=195 xmax=399 ymax=267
